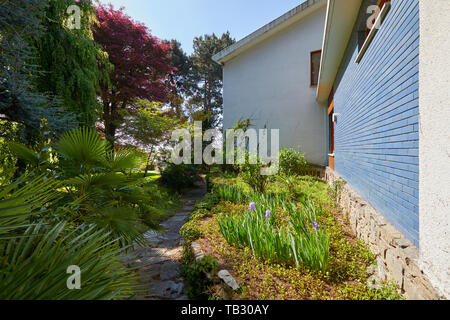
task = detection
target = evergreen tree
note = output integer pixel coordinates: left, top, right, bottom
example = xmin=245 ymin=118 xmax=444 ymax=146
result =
xmin=0 ymin=0 xmax=74 ymax=141
xmin=34 ymin=0 xmax=109 ymax=127
xmin=188 ymin=32 xmax=235 ymax=130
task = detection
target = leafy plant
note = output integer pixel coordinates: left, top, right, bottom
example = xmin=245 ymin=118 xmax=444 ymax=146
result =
xmin=11 ymin=127 xmax=162 ymax=247
xmin=160 ymin=163 xmax=200 ymax=192
xmin=278 ymin=148 xmax=310 ymax=176
xmin=217 ymin=196 xmax=330 ymax=272
xmin=0 ymin=174 xmax=140 ymax=300
xmin=330 ymin=177 xmax=346 ymax=204
xmin=180 ymin=219 xmax=203 ymax=242
xmin=215 ymin=185 xmax=246 ymax=203
xmin=238 ymin=153 xmax=271 ymax=193
xmin=181 ymin=256 xmax=219 ymax=299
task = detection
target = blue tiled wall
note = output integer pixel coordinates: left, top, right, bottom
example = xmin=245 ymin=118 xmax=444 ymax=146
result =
xmin=333 ymin=0 xmax=419 ymax=246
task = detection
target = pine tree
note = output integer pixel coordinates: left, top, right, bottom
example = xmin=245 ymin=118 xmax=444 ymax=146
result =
xmin=188 ymin=32 xmax=235 ymax=130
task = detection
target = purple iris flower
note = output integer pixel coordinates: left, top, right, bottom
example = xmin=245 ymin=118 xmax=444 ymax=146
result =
xmin=265 ymin=210 xmax=271 ymax=218
xmin=312 ymin=222 xmax=319 ymax=231
xmin=249 ymin=202 xmax=256 ymax=211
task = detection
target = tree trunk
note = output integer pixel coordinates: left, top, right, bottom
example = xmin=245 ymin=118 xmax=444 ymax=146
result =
xmin=105 ymin=122 xmax=116 ymax=147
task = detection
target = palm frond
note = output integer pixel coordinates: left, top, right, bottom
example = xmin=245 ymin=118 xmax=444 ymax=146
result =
xmin=64 ymin=173 xmax=131 ymax=189
xmin=89 ymin=207 xmax=148 ymax=248
xmin=103 ymin=148 xmax=145 ymax=172
xmin=57 ymin=127 xmax=109 ymax=169
xmin=0 ymin=174 xmax=60 ymax=238
xmin=0 ymin=222 xmax=140 ymax=300
xmin=7 ymin=142 xmax=39 ymax=167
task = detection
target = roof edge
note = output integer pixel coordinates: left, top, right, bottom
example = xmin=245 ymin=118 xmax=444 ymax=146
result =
xmin=213 ymin=0 xmax=327 ymax=64
xmin=316 ymin=0 xmax=363 ymax=103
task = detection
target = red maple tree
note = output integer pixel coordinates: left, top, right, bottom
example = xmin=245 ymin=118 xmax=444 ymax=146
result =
xmin=93 ymin=4 xmax=175 ymax=145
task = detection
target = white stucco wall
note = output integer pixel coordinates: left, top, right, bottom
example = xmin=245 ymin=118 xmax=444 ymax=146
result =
xmin=222 ymin=7 xmax=328 ymax=166
xmin=419 ymin=0 xmax=450 ymax=299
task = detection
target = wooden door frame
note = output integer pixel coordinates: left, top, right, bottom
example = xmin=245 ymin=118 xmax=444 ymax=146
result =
xmin=328 ymin=97 xmax=335 ymax=170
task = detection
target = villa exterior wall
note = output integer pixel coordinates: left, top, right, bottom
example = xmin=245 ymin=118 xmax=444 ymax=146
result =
xmin=332 ymin=0 xmax=420 ymax=246
xmin=418 ymin=0 xmax=450 ymax=299
xmin=222 ymin=6 xmax=328 ymax=166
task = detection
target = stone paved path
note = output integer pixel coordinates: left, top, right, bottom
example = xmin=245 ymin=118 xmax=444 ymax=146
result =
xmin=130 ymin=184 xmax=206 ymax=300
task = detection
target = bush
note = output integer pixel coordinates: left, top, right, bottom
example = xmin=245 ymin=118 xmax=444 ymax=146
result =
xmin=181 ymin=256 xmax=219 ymax=299
xmin=193 ymin=193 xmax=219 ymax=211
xmin=278 ymin=148 xmax=310 ymax=176
xmin=239 ymin=154 xmax=271 ymax=193
xmin=160 ymin=163 xmax=200 ymax=192
xmin=180 ymin=219 xmax=203 ymax=241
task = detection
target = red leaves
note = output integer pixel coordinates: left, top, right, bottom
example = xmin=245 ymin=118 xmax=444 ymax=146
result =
xmin=94 ymin=4 xmax=175 ymax=105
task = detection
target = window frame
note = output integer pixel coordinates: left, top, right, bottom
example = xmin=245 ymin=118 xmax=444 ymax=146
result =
xmin=310 ymin=49 xmax=322 ymax=87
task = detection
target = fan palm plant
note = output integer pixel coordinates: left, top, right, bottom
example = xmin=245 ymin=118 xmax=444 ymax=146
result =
xmin=0 ymin=174 xmax=140 ymax=300
xmin=56 ymin=127 xmax=155 ymax=246
xmin=9 ymin=126 xmax=162 ymax=247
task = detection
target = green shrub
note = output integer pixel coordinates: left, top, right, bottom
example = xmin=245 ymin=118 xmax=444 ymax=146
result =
xmin=188 ymin=209 xmax=212 ymax=222
xmin=0 ymin=174 xmax=140 ymax=299
xmin=278 ymin=148 xmax=310 ymax=176
xmin=239 ymin=154 xmax=271 ymax=193
xmin=193 ymin=193 xmax=219 ymax=211
xmin=181 ymin=256 xmax=219 ymax=299
xmin=160 ymin=163 xmax=200 ymax=192
xmin=180 ymin=219 xmax=203 ymax=241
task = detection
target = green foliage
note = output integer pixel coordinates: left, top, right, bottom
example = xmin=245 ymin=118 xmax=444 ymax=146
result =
xmin=180 ymin=219 xmax=203 ymax=242
xmin=10 ymin=127 xmax=165 ymax=247
xmin=160 ymin=163 xmax=200 ymax=192
xmin=181 ymin=256 xmax=219 ymax=299
xmin=216 ymin=185 xmax=246 ymax=203
xmin=186 ymin=32 xmax=235 ymax=129
xmin=330 ymin=177 xmax=347 ymax=204
xmin=270 ymin=175 xmax=332 ymax=205
xmin=7 ymin=119 xmax=56 ymax=176
xmin=57 ymin=126 xmax=110 ymax=172
xmin=336 ymin=280 xmax=404 ymax=300
xmin=0 ymin=174 xmax=140 ymax=299
xmin=278 ymin=148 xmax=310 ymax=176
xmin=193 ymin=193 xmax=219 ymax=211
xmin=191 ymin=169 xmax=404 ymax=299
xmin=217 ymin=196 xmax=330 ymax=272
xmin=34 ymin=0 xmax=108 ymax=127
xmin=0 ymin=0 xmax=75 ymax=138
xmin=119 ymin=100 xmax=185 ymax=149
xmin=238 ymin=154 xmax=271 ymax=193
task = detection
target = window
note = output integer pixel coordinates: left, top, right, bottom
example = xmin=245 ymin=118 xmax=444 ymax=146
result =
xmin=365 ymin=0 xmax=391 ymax=38
xmin=356 ymin=0 xmax=391 ymax=62
xmin=310 ymin=50 xmax=321 ymax=86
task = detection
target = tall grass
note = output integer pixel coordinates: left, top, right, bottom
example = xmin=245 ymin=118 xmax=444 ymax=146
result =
xmin=217 ymin=195 xmax=329 ymax=272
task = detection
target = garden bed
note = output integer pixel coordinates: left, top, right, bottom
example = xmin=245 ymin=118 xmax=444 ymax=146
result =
xmin=180 ymin=172 xmax=403 ymax=300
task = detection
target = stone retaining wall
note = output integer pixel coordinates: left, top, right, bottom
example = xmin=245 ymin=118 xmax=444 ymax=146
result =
xmin=325 ymin=167 xmax=443 ymax=300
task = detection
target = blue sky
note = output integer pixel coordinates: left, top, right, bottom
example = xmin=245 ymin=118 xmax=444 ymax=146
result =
xmin=99 ymin=0 xmax=304 ymax=54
